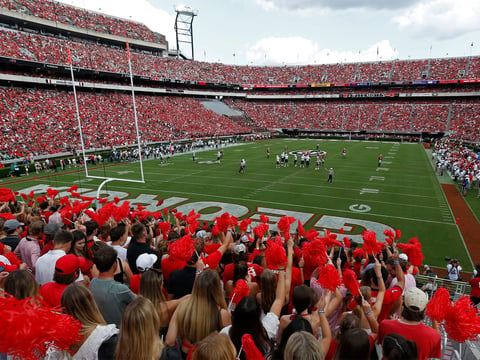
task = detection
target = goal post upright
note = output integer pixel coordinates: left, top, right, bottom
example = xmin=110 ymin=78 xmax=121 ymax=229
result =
xmin=67 ymin=44 xmax=146 ymax=206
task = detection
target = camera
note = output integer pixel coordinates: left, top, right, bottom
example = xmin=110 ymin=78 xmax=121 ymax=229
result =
xmin=444 ymin=256 xmax=451 ymax=261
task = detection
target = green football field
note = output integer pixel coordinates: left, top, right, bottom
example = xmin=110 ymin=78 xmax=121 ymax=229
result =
xmin=4 ymin=139 xmax=474 ymax=269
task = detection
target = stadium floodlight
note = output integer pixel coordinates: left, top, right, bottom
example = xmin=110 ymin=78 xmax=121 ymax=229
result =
xmin=175 ymin=5 xmax=199 ymax=16
xmin=174 ymin=5 xmax=198 ymax=60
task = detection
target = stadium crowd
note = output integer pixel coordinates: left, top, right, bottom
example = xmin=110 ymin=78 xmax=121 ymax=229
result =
xmin=0 ymin=188 xmax=477 ymax=360
xmin=2 ymin=24 xmax=480 ymax=84
xmin=432 ymin=139 xmax=480 ymax=197
xmin=2 ymin=85 xmax=479 ymax=161
xmin=0 ymin=0 xmax=166 ymax=44
xmin=0 ymin=88 xmax=250 ymax=159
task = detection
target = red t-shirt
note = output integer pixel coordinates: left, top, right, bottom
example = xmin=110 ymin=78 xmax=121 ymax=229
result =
xmin=469 ymin=277 xmax=480 ymax=298
xmin=39 ymin=282 xmax=68 ymax=307
xmin=378 ymin=320 xmax=441 ymax=360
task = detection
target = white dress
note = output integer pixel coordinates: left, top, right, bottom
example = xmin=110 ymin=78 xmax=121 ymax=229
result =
xmin=44 ymin=324 xmax=119 ymax=360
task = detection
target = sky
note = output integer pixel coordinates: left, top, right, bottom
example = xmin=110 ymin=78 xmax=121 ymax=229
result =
xmin=56 ymin=0 xmax=480 ymax=66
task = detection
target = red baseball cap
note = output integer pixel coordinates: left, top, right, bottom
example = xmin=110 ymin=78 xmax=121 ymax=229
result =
xmin=55 ymin=255 xmax=80 ymax=275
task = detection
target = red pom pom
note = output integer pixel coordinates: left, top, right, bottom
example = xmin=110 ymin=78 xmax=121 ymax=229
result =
xmin=0 ymin=213 xmax=16 ymax=221
xmin=396 ymin=239 xmax=424 ymax=267
xmin=343 ymin=268 xmax=360 ymax=297
xmin=395 ymin=229 xmax=401 ymax=240
xmin=254 ymin=223 xmax=269 ymax=239
xmin=156 ymin=199 xmax=164 ymax=207
xmin=259 ymin=214 xmax=269 ymax=224
xmin=159 ymin=222 xmax=171 ymax=239
xmin=113 ymin=196 xmax=121 ymax=204
xmin=444 ymin=296 xmax=480 ymax=343
xmin=67 ymin=185 xmax=78 ymax=193
xmin=46 ymin=188 xmax=59 ymax=199
xmin=303 ymin=239 xmax=328 ymax=268
xmin=0 ymin=295 xmax=82 ymax=359
xmin=297 ymin=220 xmax=305 ymax=237
xmin=215 ymin=212 xmax=238 ymax=232
xmin=305 ymin=228 xmax=319 ymax=242
xmin=318 ymin=264 xmax=341 ymax=291
xmin=163 ymin=207 xmax=169 ymax=215
xmin=362 ymin=230 xmax=383 ymax=255
xmin=211 ymin=225 xmax=220 ymax=237
xmin=241 ymin=333 xmax=265 ymax=360
xmin=322 ymin=235 xmax=342 ymax=249
xmin=169 ymin=235 xmax=195 ymax=262
xmin=426 ymin=287 xmax=450 ymax=322
xmin=265 ymin=238 xmax=287 ymax=267
xmin=230 ymin=279 xmax=250 ymax=306
xmin=239 ymin=218 xmax=252 ymax=232
xmin=277 ymin=216 xmax=296 ymax=240
xmin=343 ymin=237 xmax=351 ymax=249
xmin=353 ymin=248 xmax=366 ymax=259
xmin=384 ymin=229 xmax=394 ymax=240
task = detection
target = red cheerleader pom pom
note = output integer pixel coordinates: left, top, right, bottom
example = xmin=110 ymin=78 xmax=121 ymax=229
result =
xmin=168 ymin=235 xmax=195 ymax=262
xmin=426 ymin=287 xmax=450 ymax=322
xmin=239 ymin=218 xmax=252 ymax=232
xmin=343 ymin=237 xmax=351 ymax=249
xmin=265 ymin=238 xmax=287 ymax=268
xmin=254 ymin=223 xmax=269 ymax=239
xmin=241 ymin=333 xmax=265 ymax=360
xmin=159 ymin=222 xmax=171 ymax=239
xmin=444 ymin=296 xmax=480 ymax=343
xmin=318 ymin=263 xmax=341 ymax=291
xmin=297 ymin=220 xmax=306 ymax=237
xmin=342 ymin=268 xmax=360 ymax=297
xmin=259 ymin=214 xmax=269 ymax=224
xmin=395 ymin=229 xmax=401 ymax=240
xmin=277 ymin=216 xmax=296 ymax=240
xmin=0 ymin=295 xmax=82 ymax=360
xmin=230 ymin=279 xmax=250 ymax=306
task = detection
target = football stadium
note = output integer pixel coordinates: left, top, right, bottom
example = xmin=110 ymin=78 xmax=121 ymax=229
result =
xmin=0 ymin=1 xmax=479 ymax=359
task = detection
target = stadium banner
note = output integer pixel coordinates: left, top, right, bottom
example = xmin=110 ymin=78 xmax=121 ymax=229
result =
xmin=439 ymin=80 xmax=459 ymax=84
xmin=460 ymin=79 xmax=480 ymax=83
xmin=311 ymin=83 xmax=331 ymax=87
xmin=412 ymin=80 xmax=437 ymax=85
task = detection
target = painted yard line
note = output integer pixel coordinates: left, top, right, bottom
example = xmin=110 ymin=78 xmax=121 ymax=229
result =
xmin=102 ymin=186 xmax=457 ymax=226
xmin=45 ymin=170 xmax=443 ymax=207
xmin=38 ymin=178 xmax=450 ymax=221
xmin=137 ymin=169 xmax=440 ymax=198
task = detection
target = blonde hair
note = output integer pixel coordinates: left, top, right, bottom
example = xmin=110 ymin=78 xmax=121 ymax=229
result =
xmin=61 ymin=283 xmax=106 ymax=337
xmin=139 ymin=269 xmax=166 ymax=308
xmin=192 ymin=333 xmax=236 ymax=360
xmin=176 ymin=269 xmax=227 ymax=344
xmin=116 ymin=296 xmax=162 ymax=360
xmin=284 ymin=331 xmax=324 ymax=360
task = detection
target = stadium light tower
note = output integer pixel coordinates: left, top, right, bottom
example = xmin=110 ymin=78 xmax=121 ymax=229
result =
xmin=174 ymin=5 xmax=198 ymax=60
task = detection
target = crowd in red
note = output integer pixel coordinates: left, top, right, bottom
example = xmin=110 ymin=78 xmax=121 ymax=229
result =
xmin=0 ymin=0 xmax=165 ymax=44
xmin=1 ymin=25 xmax=480 ymax=84
xmin=0 ymin=88 xmax=249 ymax=159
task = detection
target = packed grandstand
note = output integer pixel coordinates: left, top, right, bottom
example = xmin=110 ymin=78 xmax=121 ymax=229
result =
xmin=1 ymin=1 xmax=480 ymax=360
